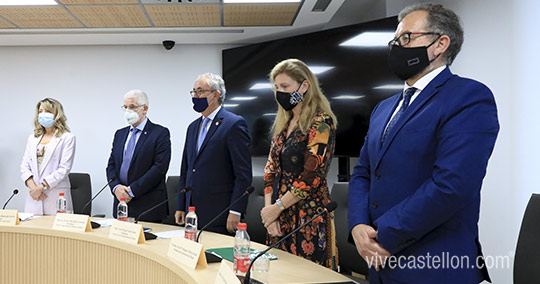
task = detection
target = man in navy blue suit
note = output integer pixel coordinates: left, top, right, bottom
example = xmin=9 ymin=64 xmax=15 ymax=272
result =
xmin=175 ymin=73 xmax=252 ymax=235
xmin=107 ymin=90 xmax=171 ymax=222
xmin=348 ymin=3 xmax=498 ymax=283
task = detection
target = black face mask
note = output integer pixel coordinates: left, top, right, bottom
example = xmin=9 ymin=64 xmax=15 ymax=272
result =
xmin=276 ymin=87 xmax=303 ymax=111
xmin=388 ymin=37 xmax=440 ymax=81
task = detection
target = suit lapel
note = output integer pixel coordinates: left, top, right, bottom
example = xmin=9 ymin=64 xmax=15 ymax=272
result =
xmin=374 ymin=95 xmax=402 ymax=154
xmin=39 ymin=135 xmax=60 ymax=176
xmin=374 ymin=67 xmax=453 ymax=170
xmin=196 ymin=108 xmax=225 ymax=158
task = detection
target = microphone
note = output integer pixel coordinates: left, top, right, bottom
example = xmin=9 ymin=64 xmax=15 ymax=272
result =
xmin=243 ymin=201 xmax=338 ymax=284
xmin=197 ymin=185 xmax=255 ymax=242
xmin=82 ymin=177 xmax=115 ymax=216
xmin=135 ymin=187 xmax=192 ymax=240
xmin=3 ymin=189 xmax=19 ymax=210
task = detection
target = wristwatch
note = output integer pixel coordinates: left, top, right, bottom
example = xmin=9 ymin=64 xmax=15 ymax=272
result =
xmin=41 ymin=182 xmax=49 ymax=190
xmin=276 ymin=199 xmax=286 ymax=211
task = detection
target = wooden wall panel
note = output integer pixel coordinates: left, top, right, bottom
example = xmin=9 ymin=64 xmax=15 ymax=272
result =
xmin=0 ymin=17 xmax=15 ymax=28
xmin=59 ymin=0 xmax=138 ymax=4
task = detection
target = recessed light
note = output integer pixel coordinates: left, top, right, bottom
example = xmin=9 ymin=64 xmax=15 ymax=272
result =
xmin=249 ymin=83 xmax=272 ymax=90
xmin=340 ymin=32 xmax=395 ymax=47
xmin=230 ymin=96 xmax=257 ymax=101
xmin=374 ymin=84 xmax=403 ymax=90
xmin=333 ymin=95 xmax=365 ymax=100
xmin=307 ymin=65 xmax=334 ymax=75
xmin=223 ymin=104 xmax=239 ymax=107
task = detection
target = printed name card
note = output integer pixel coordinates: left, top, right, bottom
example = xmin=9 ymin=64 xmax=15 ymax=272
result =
xmin=108 ymin=220 xmax=146 ymax=245
xmin=0 ymin=210 xmax=20 ymax=226
xmin=215 ymin=260 xmax=241 ymax=284
xmin=52 ymin=213 xmax=92 ymax=232
xmin=168 ymin=236 xmax=208 ymax=269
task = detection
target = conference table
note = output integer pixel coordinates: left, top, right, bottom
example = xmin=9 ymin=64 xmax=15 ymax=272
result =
xmin=0 ymin=215 xmax=356 ymax=284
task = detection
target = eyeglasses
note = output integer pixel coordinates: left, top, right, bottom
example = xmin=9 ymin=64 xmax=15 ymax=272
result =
xmin=388 ymin=32 xmax=441 ymax=47
xmin=120 ymin=104 xmax=144 ymax=111
xmin=190 ymin=89 xmax=215 ymax=97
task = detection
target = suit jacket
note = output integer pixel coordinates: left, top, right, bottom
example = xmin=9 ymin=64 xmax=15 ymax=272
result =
xmin=176 ymin=107 xmax=252 ymax=234
xmin=107 ymin=119 xmax=171 ymax=222
xmin=20 ymin=132 xmax=76 ymax=215
xmin=348 ymin=67 xmax=499 ymax=283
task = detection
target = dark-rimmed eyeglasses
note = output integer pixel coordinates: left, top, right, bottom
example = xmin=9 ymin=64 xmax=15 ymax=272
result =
xmin=190 ymin=89 xmax=215 ymax=97
xmin=120 ymin=104 xmax=144 ymax=111
xmin=388 ymin=32 xmax=441 ymax=47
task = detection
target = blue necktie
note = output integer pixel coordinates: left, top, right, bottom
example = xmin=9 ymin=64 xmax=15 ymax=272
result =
xmin=382 ymin=87 xmax=417 ymax=144
xmin=119 ymin=128 xmax=140 ymax=185
xmin=197 ymin=117 xmax=211 ymax=152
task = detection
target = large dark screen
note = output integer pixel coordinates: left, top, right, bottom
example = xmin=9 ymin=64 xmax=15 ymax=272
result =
xmin=222 ymin=16 xmax=401 ymax=157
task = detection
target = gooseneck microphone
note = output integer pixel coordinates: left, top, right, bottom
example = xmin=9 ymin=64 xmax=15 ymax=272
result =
xmin=3 ymin=189 xmax=19 ymax=210
xmin=197 ymin=185 xmax=255 ymax=242
xmin=82 ymin=177 xmax=115 ymax=215
xmin=134 ymin=187 xmax=192 ymax=240
xmin=243 ymin=201 xmax=338 ymax=284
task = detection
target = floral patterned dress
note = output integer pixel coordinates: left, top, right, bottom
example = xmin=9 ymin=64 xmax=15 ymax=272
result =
xmin=264 ymin=111 xmax=338 ymax=269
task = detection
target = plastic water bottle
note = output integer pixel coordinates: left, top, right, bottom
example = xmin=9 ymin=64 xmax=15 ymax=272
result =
xmin=185 ymin=206 xmax=198 ymax=242
xmin=234 ymin=223 xmax=250 ymax=277
xmin=56 ymin=193 xmax=67 ymax=214
xmin=117 ymin=197 xmax=128 ymax=221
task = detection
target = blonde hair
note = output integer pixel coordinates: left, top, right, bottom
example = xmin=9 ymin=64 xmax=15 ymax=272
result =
xmin=270 ymin=58 xmax=337 ymax=137
xmin=34 ymin=98 xmax=70 ymax=137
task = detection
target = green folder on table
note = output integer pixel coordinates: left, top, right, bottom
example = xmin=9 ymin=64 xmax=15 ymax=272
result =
xmin=205 ymin=247 xmax=278 ymax=262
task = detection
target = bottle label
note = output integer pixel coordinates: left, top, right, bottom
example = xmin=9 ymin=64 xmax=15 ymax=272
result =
xmin=56 ymin=210 xmax=66 ymax=214
xmin=233 ymin=255 xmax=250 ymax=274
xmin=185 ymin=231 xmax=197 ymax=241
xmin=117 ymin=216 xmax=128 ymax=222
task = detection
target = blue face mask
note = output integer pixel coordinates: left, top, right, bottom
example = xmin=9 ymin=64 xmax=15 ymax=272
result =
xmin=192 ymin=97 xmax=209 ymax=113
xmin=38 ymin=112 xmax=55 ymax=128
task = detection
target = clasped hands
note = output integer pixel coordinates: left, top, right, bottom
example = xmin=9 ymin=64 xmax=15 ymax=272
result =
xmin=351 ymin=224 xmax=391 ymax=271
xmin=114 ymin=185 xmax=133 ymax=203
xmin=260 ymin=203 xmax=283 ymax=237
xmin=29 ymin=183 xmax=47 ymax=201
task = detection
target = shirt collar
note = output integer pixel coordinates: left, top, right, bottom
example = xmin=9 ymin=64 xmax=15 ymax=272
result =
xmin=404 ymin=65 xmax=446 ymax=94
xmin=202 ymin=105 xmax=222 ymax=122
xmin=131 ymin=117 xmax=148 ymax=132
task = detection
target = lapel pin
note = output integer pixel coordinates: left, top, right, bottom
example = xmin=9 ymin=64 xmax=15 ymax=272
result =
xmin=215 ymin=122 xmax=220 ymax=126
xmin=144 ymin=132 xmax=147 ymax=135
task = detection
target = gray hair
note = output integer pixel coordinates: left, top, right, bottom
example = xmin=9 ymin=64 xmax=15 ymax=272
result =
xmin=197 ymin=73 xmax=226 ymax=104
xmin=124 ymin=89 xmax=149 ymax=106
xmin=399 ymin=3 xmax=463 ymax=65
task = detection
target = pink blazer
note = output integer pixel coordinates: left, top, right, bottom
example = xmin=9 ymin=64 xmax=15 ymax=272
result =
xmin=20 ymin=132 xmax=76 ymax=215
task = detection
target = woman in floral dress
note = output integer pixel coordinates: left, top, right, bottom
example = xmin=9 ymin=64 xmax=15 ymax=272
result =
xmin=260 ymin=58 xmax=338 ymax=269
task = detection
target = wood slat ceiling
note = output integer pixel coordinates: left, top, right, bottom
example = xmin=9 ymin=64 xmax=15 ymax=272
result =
xmin=68 ymin=5 xmax=151 ymax=27
xmin=0 ymin=1 xmax=303 ymax=29
xmin=0 ymin=6 xmax=83 ymax=28
xmin=145 ymin=4 xmax=221 ymax=27
xmin=224 ymin=3 xmax=300 ymax=26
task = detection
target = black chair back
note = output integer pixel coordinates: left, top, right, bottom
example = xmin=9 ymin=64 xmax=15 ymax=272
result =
xmin=163 ymin=176 xmax=180 ymax=225
xmin=514 ymin=193 xmax=540 ymax=284
xmin=244 ymin=176 xmax=266 ymax=244
xmin=68 ymin=173 xmax=92 ymax=215
xmin=331 ymin=182 xmax=369 ymax=277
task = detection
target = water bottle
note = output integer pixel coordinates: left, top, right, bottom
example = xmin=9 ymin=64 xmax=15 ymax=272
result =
xmin=56 ymin=193 xmax=67 ymax=214
xmin=185 ymin=206 xmax=198 ymax=242
xmin=117 ymin=197 xmax=128 ymax=221
xmin=234 ymin=223 xmax=250 ymax=277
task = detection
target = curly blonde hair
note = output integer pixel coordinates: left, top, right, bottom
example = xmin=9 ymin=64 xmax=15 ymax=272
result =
xmin=270 ymin=58 xmax=337 ymax=137
xmin=34 ymin=98 xmax=70 ymax=137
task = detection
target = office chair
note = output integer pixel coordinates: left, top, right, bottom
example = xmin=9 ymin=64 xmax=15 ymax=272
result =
xmin=514 ymin=193 xmax=540 ymax=284
xmin=244 ymin=176 xmax=267 ymax=244
xmin=163 ymin=176 xmax=180 ymax=225
xmin=68 ymin=173 xmax=92 ymax=215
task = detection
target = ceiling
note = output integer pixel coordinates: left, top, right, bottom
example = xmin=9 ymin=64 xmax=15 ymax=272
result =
xmin=0 ymin=0 xmax=387 ymax=46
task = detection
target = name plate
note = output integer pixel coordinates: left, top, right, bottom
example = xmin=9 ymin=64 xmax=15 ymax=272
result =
xmin=53 ymin=213 xmax=92 ymax=232
xmin=108 ymin=220 xmax=145 ymax=244
xmin=168 ymin=236 xmax=207 ymax=269
xmin=215 ymin=260 xmax=241 ymax=284
xmin=0 ymin=210 xmax=20 ymax=226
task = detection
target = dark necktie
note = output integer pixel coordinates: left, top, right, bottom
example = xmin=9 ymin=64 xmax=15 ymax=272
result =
xmin=119 ymin=128 xmax=140 ymax=185
xmin=381 ymin=87 xmax=417 ymax=144
xmin=197 ymin=117 xmax=211 ymax=152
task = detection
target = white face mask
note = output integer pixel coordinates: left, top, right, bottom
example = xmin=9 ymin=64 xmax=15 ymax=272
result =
xmin=124 ymin=109 xmax=140 ymax=125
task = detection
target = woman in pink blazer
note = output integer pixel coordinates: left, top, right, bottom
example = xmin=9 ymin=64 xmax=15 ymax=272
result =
xmin=20 ymin=98 xmax=76 ymax=215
